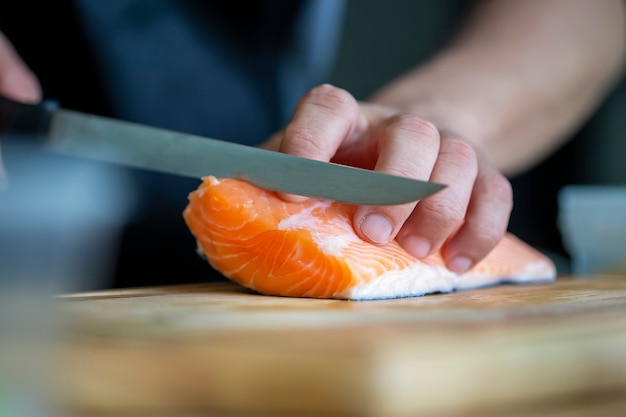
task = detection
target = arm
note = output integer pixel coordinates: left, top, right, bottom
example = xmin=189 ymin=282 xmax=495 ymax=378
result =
xmin=372 ymin=0 xmax=626 ymax=176
xmin=274 ymin=0 xmax=626 ymax=272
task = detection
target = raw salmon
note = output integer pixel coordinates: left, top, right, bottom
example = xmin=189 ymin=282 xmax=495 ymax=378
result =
xmin=183 ymin=177 xmax=556 ymax=300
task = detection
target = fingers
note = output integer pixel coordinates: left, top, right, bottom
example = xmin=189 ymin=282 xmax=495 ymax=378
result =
xmin=258 ymin=130 xmax=283 ymax=152
xmin=394 ymin=134 xmax=478 ymax=260
xmin=353 ymin=114 xmax=441 ymax=244
xmin=440 ymin=158 xmax=513 ymax=273
xmin=354 ymin=126 xmax=511 ymax=274
xmin=279 ymin=84 xmax=365 ymax=162
xmin=0 ymin=31 xmax=41 ymax=103
xmin=277 ymin=84 xmax=512 ymax=273
xmin=277 ymin=84 xmax=365 ymax=202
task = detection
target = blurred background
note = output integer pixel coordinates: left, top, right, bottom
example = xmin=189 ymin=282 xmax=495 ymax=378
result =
xmin=1 ymin=0 xmax=624 ymax=290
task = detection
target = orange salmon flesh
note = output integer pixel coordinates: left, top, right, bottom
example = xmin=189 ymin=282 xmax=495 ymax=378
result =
xmin=183 ymin=177 xmax=556 ymax=300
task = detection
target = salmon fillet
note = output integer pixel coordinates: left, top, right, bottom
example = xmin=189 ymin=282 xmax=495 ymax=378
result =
xmin=183 ymin=177 xmax=556 ymax=300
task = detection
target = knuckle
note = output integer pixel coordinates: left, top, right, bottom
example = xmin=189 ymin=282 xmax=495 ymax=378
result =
xmin=283 ymin=124 xmax=326 ymax=156
xmin=441 ymin=138 xmax=477 ymax=169
xmin=388 ymin=114 xmax=440 ymax=142
xmin=468 ymin=228 xmax=505 ymax=254
xmin=419 ymin=198 xmax=466 ymax=232
xmin=390 ymin=164 xmax=417 ymax=180
xmin=484 ymin=172 xmax=513 ymax=209
xmin=306 ymin=84 xmax=357 ymax=115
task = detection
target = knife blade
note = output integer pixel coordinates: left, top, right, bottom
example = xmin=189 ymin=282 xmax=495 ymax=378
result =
xmin=0 ymin=95 xmax=444 ymax=206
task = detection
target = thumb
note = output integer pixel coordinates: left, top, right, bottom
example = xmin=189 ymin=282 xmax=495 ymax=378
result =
xmin=0 ymin=32 xmax=41 ymax=103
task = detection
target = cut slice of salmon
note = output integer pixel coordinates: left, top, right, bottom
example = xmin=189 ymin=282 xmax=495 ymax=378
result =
xmin=183 ymin=177 xmax=556 ymax=300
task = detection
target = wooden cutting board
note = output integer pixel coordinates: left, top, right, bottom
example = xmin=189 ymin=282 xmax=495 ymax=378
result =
xmin=57 ymin=275 xmax=626 ymax=417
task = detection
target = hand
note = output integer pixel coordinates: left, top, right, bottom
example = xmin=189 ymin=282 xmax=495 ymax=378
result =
xmin=0 ymin=32 xmax=41 ymax=103
xmin=263 ymin=84 xmax=513 ymax=274
xmin=0 ymin=31 xmax=41 ymax=182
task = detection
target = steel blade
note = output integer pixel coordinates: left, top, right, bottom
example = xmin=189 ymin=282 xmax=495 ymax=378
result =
xmin=47 ymin=109 xmax=444 ymax=205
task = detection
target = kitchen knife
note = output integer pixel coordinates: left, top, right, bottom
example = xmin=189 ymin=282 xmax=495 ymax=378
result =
xmin=0 ymin=95 xmax=444 ymax=205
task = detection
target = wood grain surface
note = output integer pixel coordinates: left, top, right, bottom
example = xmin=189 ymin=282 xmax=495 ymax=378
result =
xmin=56 ymin=275 xmax=626 ymax=417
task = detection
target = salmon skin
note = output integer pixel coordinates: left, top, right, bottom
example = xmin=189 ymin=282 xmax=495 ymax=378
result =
xmin=183 ymin=177 xmax=556 ymax=300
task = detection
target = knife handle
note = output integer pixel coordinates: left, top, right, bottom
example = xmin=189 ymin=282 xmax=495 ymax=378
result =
xmin=0 ymin=94 xmax=58 ymax=140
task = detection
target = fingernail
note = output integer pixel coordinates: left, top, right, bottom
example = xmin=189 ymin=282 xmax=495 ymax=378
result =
xmin=402 ymin=236 xmax=431 ymax=258
xmin=360 ymin=213 xmax=393 ymax=244
xmin=449 ymin=257 xmax=472 ymax=274
xmin=278 ymin=192 xmax=308 ymax=203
